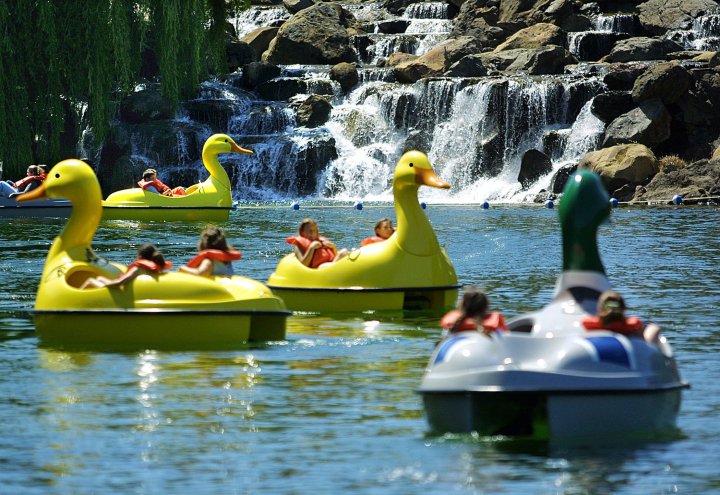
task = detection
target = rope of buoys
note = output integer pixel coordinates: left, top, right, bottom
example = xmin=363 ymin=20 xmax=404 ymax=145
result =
xmin=229 ymin=195 xmax=720 ymax=209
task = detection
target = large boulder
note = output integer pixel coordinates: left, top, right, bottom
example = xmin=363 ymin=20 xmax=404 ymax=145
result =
xmin=518 ymin=149 xmax=552 ymax=188
xmin=578 ymin=143 xmax=659 ymax=193
xmin=241 ymin=27 xmax=279 ymax=58
xmin=263 ymin=4 xmax=360 ymax=65
xmin=603 ymin=37 xmax=683 ymax=63
xmin=241 ymin=61 xmax=282 ymax=90
xmin=602 ymin=99 xmax=671 ymax=148
xmin=631 ymin=62 xmax=691 ymax=104
xmin=330 ymin=62 xmax=359 ymax=92
xmin=393 ymin=36 xmax=482 ymax=83
xmin=494 ymin=22 xmax=566 ymax=51
xmin=479 ymin=45 xmax=577 ymax=75
xmin=638 ymin=0 xmax=720 ymax=36
xmin=293 ymin=95 xmax=332 ymax=128
xmin=120 ymin=88 xmax=174 ymax=124
xmin=590 ymin=91 xmax=635 ymax=124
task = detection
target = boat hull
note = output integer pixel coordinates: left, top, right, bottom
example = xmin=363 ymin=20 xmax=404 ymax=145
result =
xmin=420 ymin=387 xmax=684 ymax=440
xmin=34 ymin=308 xmax=289 ymax=349
xmin=102 ymin=205 xmax=231 ymax=222
xmin=0 ymin=197 xmax=71 ymax=218
xmin=267 ymin=285 xmax=459 ymax=312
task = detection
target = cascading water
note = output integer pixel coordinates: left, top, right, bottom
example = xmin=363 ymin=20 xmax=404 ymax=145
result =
xmin=668 ymin=14 xmax=720 ymax=51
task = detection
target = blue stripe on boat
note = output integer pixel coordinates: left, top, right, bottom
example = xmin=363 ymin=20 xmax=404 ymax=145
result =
xmin=587 ymin=336 xmax=630 ymax=367
xmin=434 ymin=335 xmax=467 ymax=364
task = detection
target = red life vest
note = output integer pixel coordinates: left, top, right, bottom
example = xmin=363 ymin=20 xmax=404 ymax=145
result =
xmin=581 ymin=315 xmax=644 ymax=335
xmin=128 ymin=259 xmax=173 ymax=273
xmin=360 ymin=236 xmax=387 ymax=247
xmin=185 ymin=249 xmax=242 ymax=268
xmin=286 ymin=235 xmax=335 ymax=268
xmin=14 ymin=174 xmax=43 ymax=190
xmin=440 ymin=309 xmax=508 ymax=333
xmin=137 ymin=178 xmax=170 ymax=193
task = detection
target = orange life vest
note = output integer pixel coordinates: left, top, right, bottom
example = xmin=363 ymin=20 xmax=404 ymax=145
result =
xmin=581 ymin=315 xmax=643 ymax=334
xmin=185 ymin=249 xmax=242 ymax=268
xmin=128 ymin=258 xmax=173 ymax=273
xmin=286 ymin=235 xmax=335 ymax=268
xmin=440 ymin=309 xmax=508 ymax=333
xmin=138 ymin=178 xmax=170 ymax=193
xmin=14 ymin=174 xmax=43 ymax=190
xmin=360 ymin=236 xmax=387 ymax=247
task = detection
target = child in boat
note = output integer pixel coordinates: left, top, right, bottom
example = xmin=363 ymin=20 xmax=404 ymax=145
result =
xmin=360 ymin=218 xmax=395 ymax=246
xmin=582 ymin=290 xmax=661 ymax=342
xmin=287 ymin=218 xmax=348 ymax=268
xmin=80 ymin=243 xmax=172 ymax=289
xmin=138 ymin=168 xmax=186 ymax=196
xmin=180 ymin=226 xmax=241 ymax=277
xmin=440 ymin=286 xmax=508 ymax=336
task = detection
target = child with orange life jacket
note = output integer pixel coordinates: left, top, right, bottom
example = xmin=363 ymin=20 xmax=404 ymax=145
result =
xmin=137 ymin=168 xmax=186 ymax=196
xmin=360 ymin=218 xmax=395 ymax=246
xmin=80 ymin=243 xmax=172 ymax=289
xmin=582 ymin=290 xmax=661 ymax=342
xmin=440 ymin=286 xmax=508 ymax=336
xmin=180 ymin=226 xmax=241 ymax=277
xmin=286 ymin=218 xmax=348 ymax=268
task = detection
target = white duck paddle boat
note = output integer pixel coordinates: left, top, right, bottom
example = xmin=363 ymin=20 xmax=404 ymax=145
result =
xmin=267 ymin=150 xmax=459 ymax=312
xmin=17 ymin=159 xmax=288 ymax=349
xmin=102 ymin=134 xmax=251 ymax=222
xmin=418 ymin=170 xmax=688 ymax=440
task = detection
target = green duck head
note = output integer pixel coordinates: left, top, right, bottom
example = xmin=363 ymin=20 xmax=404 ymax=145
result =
xmin=559 ymin=170 xmax=610 ymax=273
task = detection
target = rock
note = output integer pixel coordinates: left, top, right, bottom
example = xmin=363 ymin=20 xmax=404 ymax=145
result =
xmin=494 ymin=23 xmax=566 ymax=51
xmin=375 ymin=19 xmax=410 ymax=34
xmin=283 ymin=0 xmax=316 ymax=14
xmin=241 ymin=27 xmax=279 ymax=58
xmin=394 ymin=36 xmax=482 ymax=83
xmin=263 ymin=4 xmax=359 ymax=65
xmin=295 ymin=131 xmax=338 ymax=195
xmin=631 ymin=62 xmax=691 ymax=104
xmin=518 ymin=149 xmax=552 ymax=188
xmin=480 ymin=45 xmax=577 ymax=75
xmin=386 ymin=52 xmax=418 ymax=66
xmin=241 ymin=61 xmax=282 ymax=90
xmin=572 ymin=32 xmax=630 ymax=62
xmin=294 ymin=95 xmax=332 ymax=128
xmin=603 ymin=63 xmax=651 ymax=91
xmin=444 ymin=55 xmax=488 ymax=77
xmin=638 ymin=0 xmax=720 ymax=36
xmin=330 ymin=62 xmax=359 ymax=92
xmin=256 ymin=78 xmax=308 ymax=100
xmin=632 ymin=158 xmax=720 ymax=202
xmin=550 ymin=164 xmax=577 ymax=194
xmin=120 ymin=88 xmax=174 ymax=124
xmin=603 ymin=37 xmax=683 ymax=63
xmin=226 ymin=40 xmax=257 ymax=72
xmin=591 ymin=91 xmax=635 ymax=124
xmin=602 ymin=99 xmax=671 ymax=148
xmin=578 ymin=143 xmax=659 ymax=192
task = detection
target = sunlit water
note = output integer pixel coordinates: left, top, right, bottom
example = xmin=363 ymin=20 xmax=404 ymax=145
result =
xmin=1 ymin=204 xmax=719 ymax=494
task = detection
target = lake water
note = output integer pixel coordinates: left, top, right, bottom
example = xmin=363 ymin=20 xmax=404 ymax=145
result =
xmin=1 ymin=203 xmax=718 ymax=494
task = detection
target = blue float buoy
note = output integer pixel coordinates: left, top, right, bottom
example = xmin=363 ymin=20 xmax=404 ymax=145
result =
xmin=291 ymin=201 xmax=300 ymax=210
xmin=610 ymin=197 xmax=619 ymax=208
xmin=481 ymin=200 xmax=490 ymax=209
xmin=420 ymin=202 xmax=427 ymax=209
xmin=672 ymin=194 xmax=683 ymax=205
xmin=545 ymin=200 xmax=554 ymax=209
xmin=354 ymin=201 xmax=363 ymax=210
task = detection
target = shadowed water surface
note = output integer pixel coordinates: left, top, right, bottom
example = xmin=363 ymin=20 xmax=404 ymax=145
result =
xmin=0 ymin=204 xmax=718 ymax=494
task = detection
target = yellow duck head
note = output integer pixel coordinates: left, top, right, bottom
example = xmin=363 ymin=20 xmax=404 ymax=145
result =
xmin=18 ymin=159 xmax=102 ymax=256
xmin=392 ymin=150 xmax=449 ymax=256
xmin=202 ymin=134 xmax=253 ymax=190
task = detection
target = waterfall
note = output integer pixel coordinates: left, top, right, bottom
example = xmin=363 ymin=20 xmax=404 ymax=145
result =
xmin=668 ymin=14 xmax=720 ymax=51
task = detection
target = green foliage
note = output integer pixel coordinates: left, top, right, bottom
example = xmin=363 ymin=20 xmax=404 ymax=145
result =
xmin=0 ymin=0 xmax=243 ymax=178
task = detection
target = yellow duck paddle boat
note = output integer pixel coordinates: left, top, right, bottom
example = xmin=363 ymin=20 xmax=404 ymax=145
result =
xmin=267 ymin=150 xmax=459 ymax=312
xmin=17 ymin=159 xmax=288 ymax=348
xmin=102 ymin=133 xmax=251 ymax=222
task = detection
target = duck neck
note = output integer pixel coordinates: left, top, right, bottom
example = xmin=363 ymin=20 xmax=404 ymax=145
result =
xmin=394 ymin=184 xmax=440 ymax=256
xmin=203 ymin=150 xmax=230 ymax=190
xmin=561 ymin=224 xmax=605 ymax=274
xmin=48 ymin=194 xmax=101 ymax=265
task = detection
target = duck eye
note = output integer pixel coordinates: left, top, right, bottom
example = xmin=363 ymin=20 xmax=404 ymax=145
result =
xmin=409 ymin=163 xmax=414 ymax=167
xmin=55 ymin=173 xmax=60 ymax=178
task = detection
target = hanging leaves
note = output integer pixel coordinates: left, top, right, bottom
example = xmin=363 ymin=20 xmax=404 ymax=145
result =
xmin=0 ymin=0 xmax=238 ymax=178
